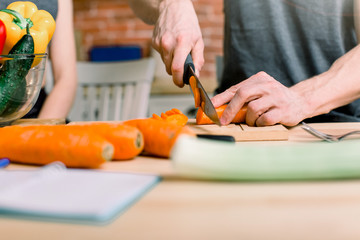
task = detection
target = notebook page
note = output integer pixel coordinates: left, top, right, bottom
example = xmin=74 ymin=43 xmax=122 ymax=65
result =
xmin=0 ymin=164 xmax=160 ymax=223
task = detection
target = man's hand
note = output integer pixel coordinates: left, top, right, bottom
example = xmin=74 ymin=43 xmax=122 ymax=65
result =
xmin=153 ymin=0 xmax=204 ymax=87
xmin=212 ymin=72 xmax=309 ymax=127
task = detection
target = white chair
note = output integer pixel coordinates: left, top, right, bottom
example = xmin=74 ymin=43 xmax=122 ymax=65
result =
xmin=46 ymin=58 xmax=155 ymax=121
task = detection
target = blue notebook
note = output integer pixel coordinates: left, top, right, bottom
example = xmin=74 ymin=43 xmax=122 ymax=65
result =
xmin=0 ymin=162 xmax=160 ymax=225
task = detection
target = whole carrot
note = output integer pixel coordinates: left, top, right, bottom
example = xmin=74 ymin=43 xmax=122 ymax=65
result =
xmin=0 ymin=125 xmax=114 ymax=168
xmin=196 ymin=104 xmax=248 ymax=125
xmin=67 ymin=122 xmax=144 ymax=160
xmin=124 ymin=118 xmax=195 ymax=158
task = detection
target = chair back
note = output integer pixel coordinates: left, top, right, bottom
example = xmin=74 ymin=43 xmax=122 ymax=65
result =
xmin=71 ymin=58 xmax=155 ymax=121
xmin=46 ymin=58 xmax=155 ymax=121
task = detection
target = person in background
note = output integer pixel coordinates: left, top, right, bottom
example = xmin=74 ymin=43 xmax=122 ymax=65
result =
xmin=128 ymin=0 xmax=360 ymax=127
xmin=0 ymin=0 xmax=77 ymax=119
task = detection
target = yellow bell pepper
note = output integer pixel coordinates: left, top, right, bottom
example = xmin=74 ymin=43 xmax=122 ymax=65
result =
xmin=0 ymin=1 xmax=55 ymax=55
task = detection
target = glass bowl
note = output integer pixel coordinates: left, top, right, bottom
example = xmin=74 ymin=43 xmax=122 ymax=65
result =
xmin=0 ymin=53 xmax=47 ymax=125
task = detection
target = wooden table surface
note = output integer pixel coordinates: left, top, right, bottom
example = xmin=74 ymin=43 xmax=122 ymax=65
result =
xmin=2 ymin=123 xmax=360 ymax=240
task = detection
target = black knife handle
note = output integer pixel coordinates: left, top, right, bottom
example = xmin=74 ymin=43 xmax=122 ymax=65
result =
xmin=183 ymin=53 xmax=195 ymax=85
xmin=197 ymin=134 xmax=235 ymax=142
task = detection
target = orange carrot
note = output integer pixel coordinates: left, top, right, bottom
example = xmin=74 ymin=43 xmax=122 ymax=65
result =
xmin=161 ymin=112 xmax=168 ymax=120
xmin=189 ymin=76 xmax=197 ymax=93
xmin=124 ymin=118 xmax=195 ymax=158
xmin=196 ymin=104 xmax=248 ymax=125
xmin=165 ymin=114 xmax=188 ymax=126
xmin=0 ymin=125 xmax=114 ymax=168
xmin=170 ymin=108 xmax=182 ymax=115
xmin=65 ymin=123 xmax=144 ymax=160
xmin=165 ymin=109 xmax=177 ymax=116
xmin=151 ymin=109 xmax=189 ymax=126
xmin=189 ymin=76 xmax=201 ymax=108
xmin=152 ymin=113 xmax=162 ymax=121
xmin=193 ymin=88 xmax=201 ymax=108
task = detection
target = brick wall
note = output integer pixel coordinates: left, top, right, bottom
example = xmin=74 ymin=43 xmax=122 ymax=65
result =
xmin=73 ymin=0 xmax=224 ymax=80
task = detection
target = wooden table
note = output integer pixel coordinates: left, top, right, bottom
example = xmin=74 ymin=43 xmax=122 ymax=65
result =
xmin=2 ymin=123 xmax=360 ymax=240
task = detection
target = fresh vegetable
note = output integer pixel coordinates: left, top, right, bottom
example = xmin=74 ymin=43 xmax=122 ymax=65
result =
xmin=0 ymin=23 xmax=34 ymax=115
xmin=0 ymin=19 xmax=6 ymax=54
xmin=0 ymin=1 xmax=55 ymax=55
xmin=124 ymin=118 xmax=195 ymax=158
xmin=67 ymin=122 xmax=144 ymax=160
xmin=189 ymin=76 xmax=201 ymax=107
xmin=196 ymin=104 xmax=248 ymax=125
xmin=151 ymin=108 xmax=188 ymax=126
xmin=152 ymin=113 xmax=162 ymax=121
xmin=172 ymin=135 xmax=360 ymax=181
xmin=0 ymin=125 xmax=114 ymax=168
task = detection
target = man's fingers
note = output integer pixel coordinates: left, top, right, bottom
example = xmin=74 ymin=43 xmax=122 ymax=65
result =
xmin=159 ymin=32 xmax=176 ymax=75
xmin=255 ymin=109 xmax=280 ymax=126
xmin=171 ymin=42 xmax=194 ymax=87
xmin=219 ymin=92 xmax=247 ymax=125
xmin=211 ymin=86 xmax=239 ymax=108
xmin=191 ymin=40 xmax=205 ymax=76
xmin=245 ymin=97 xmax=274 ymax=126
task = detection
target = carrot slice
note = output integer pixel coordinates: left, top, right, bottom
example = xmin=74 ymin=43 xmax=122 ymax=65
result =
xmin=152 ymin=113 xmax=163 ymax=121
xmin=0 ymin=125 xmax=114 ymax=168
xmin=124 ymin=118 xmax=195 ymax=158
xmin=189 ymin=75 xmax=201 ymax=108
xmin=196 ymin=104 xmax=247 ymax=125
xmin=161 ymin=112 xmax=168 ymax=120
xmin=165 ymin=108 xmax=183 ymax=116
xmin=66 ymin=123 xmax=144 ymax=160
xmin=194 ymin=88 xmax=201 ymax=108
xmin=189 ymin=76 xmax=197 ymax=94
xmin=170 ymin=108 xmax=183 ymax=115
xmin=165 ymin=114 xmax=188 ymax=126
xmin=200 ymin=100 xmax=205 ymax=111
xmin=165 ymin=110 xmax=175 ymax=116
xmin=151 ymin=108 xmax=188 ymax=126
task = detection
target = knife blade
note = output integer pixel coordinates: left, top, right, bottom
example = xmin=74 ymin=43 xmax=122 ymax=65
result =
xmin=183 ymin=54 xmax=221 ymax=126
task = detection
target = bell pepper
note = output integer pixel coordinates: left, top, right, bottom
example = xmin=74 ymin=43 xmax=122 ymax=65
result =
xmin=0 ymin=19 xmax=5 ymax=54
xmin=0 ymin=1 xmax=55 ymax=55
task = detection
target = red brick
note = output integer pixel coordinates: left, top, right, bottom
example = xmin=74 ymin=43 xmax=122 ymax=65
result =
xmin=73 ymin=0 xmax=224 ymax=78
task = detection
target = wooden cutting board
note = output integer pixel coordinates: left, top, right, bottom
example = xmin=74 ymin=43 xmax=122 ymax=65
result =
xmin=187 ymin=119 xmax=289 ymax=141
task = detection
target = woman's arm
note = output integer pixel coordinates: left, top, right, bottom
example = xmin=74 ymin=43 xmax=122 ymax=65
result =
xmin=38 ymin=0 xmax=77 ymax=119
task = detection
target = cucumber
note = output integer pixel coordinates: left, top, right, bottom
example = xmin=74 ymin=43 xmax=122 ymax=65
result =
xmin=0 ymin=24 xmax=34 ymax=116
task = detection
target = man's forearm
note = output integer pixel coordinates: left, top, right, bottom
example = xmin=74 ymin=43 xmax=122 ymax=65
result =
xmin=291 ymin=44 xmax=360 ymax=119
xmin=128 ymin=0 xmax=189 ymax=25
xmin=128 ymin=0 xmax=161 ymax=24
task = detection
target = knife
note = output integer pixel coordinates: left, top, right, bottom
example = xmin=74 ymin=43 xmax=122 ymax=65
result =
xmin=183 ymin=54 xmax=221 ymax=126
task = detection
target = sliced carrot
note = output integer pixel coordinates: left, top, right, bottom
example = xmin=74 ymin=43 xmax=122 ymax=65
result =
xmin=152 ymin=113 xmax=162 ymax=121
xmin=170 ymin=108 xmax=183 ymax=115
xmin=0 ymin=125 xmax=113 ymax=168
xmin=151 ymin=108 xmax=189 ymax=126
xmin=194 ymin=87 xmax=201 ymax=108
xmin=196 ymin=104 xmax=248 ymax=125
xmin=161 ymin=112 xmax=169 ymax=120
xmin=165 ymin=109 xmax=177 ymax=116
xmin=189 ymin=76 xmax=197 ymax=94
xmin=201 ymin=100 xmax=205 ymax=111
xmin=66 ymin=123 xmax=144 ymax=160
xmin=189 ymin=75 xmax=201 ymax=108
xmin=124 ymin=118 xmax=195 ymax=158
xmin=165 ymin=114 xmax=188 ymax=126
